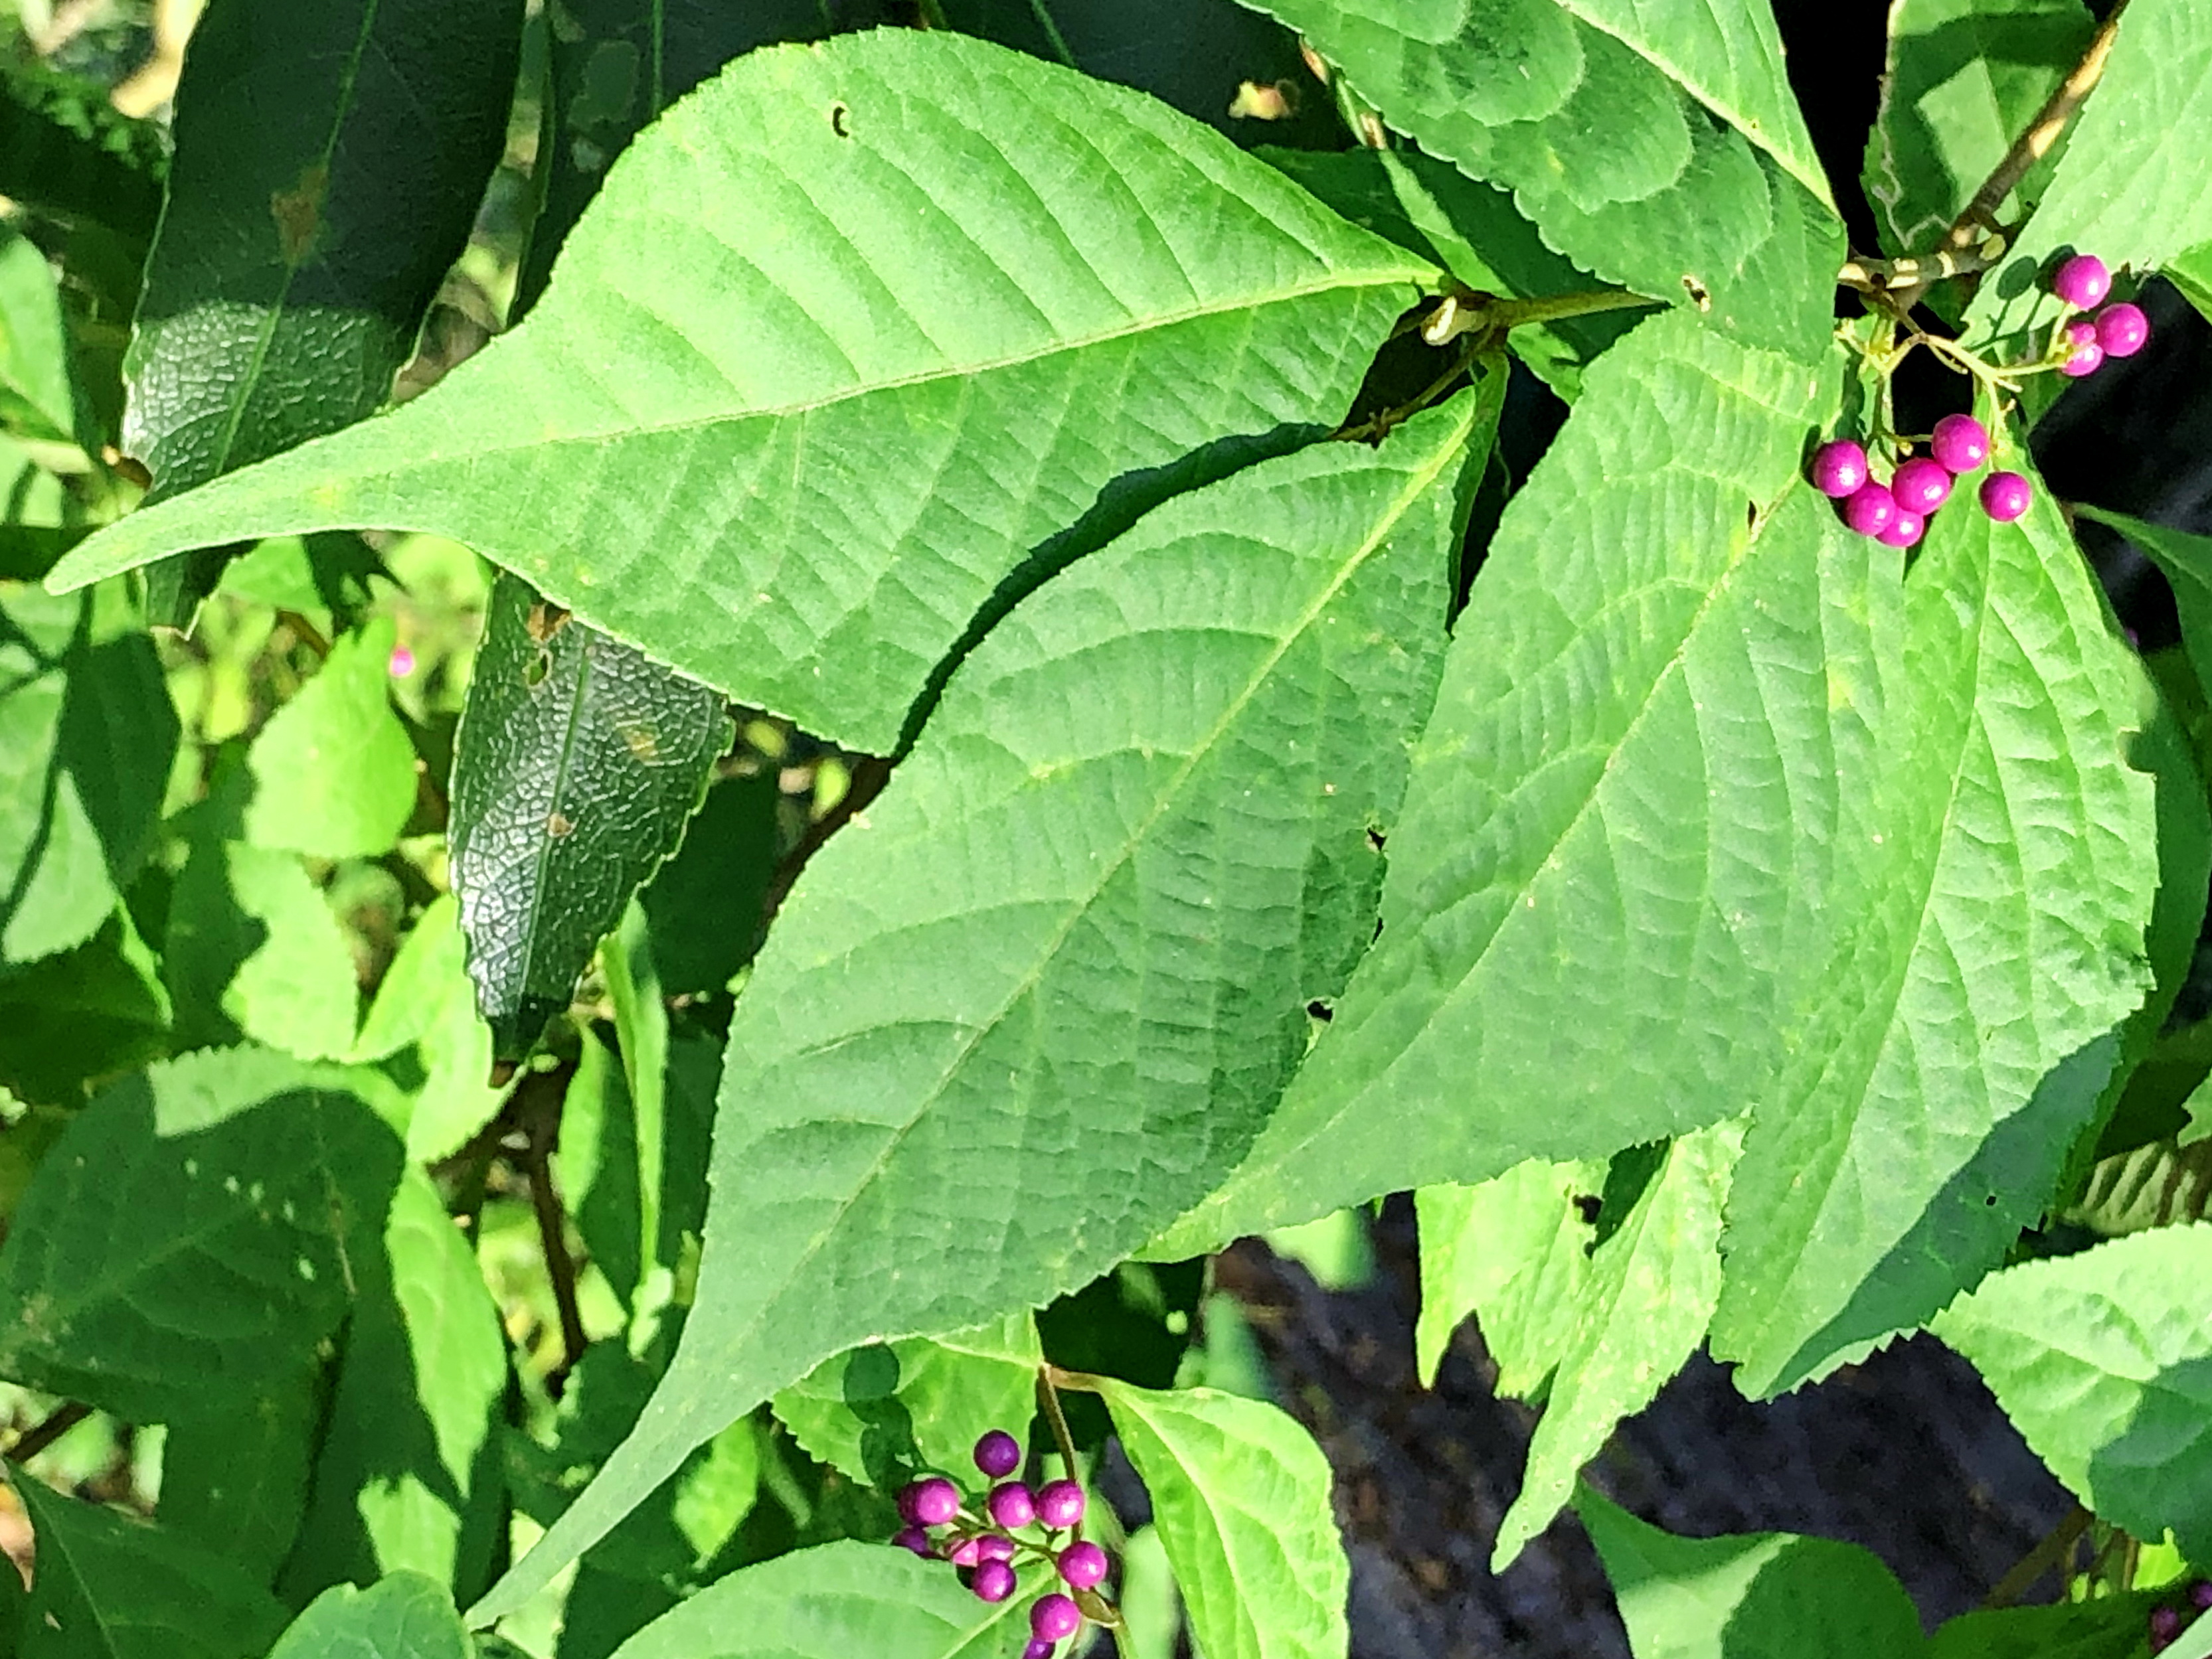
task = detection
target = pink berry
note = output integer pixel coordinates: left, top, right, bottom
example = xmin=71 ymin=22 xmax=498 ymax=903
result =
xmin=1023 ymin=1643 xmax=1056 ymax=1659
xmin=973 ymin=1558 xmax=1018 ymax=1603
xmin=1891 ymin=457 xmax=1951 ymax=514
xmin=2061 ymin=335 xmax=2104 ymax=377
xmin=1930 ymin=414 xmax=1990 ymax=475
xmin=387 ymin=643 xmax=416 ymax=678
xmin=1031 ymin=1593 xmax=1083 ymax=1642
xmin=2052 ymin=253 xmax=2110 ymax=309
xmin=1878 ymin=509 xmax=1924 ymax=549
xmin=975 ymin=1430 xmax=1023 ymax=1479
xmin=978 ymin=1533 xmax=1017 ymax=1562
xmin=987 ymin=1481 xmax=1037 ymax=1530
xmin=2096 ymin=301 xmax=2150 ymax=358
xmin=1841 ymin=481 xmax=1898 ymax=538
xmin=1059 ymin=1540 xmax=1110 ymax=1590
xmin=902 ymin=1476 xmax=961 ymax=1528
xmin=893 ymin=1524 xmax=934 ymax=1557
xmin=1812 ymin=439 xmax=1869 ymax=499
xmin=949 ymin=1536 xmax=983 ymax=1567
xmin=1980 ymin=471 xmax=2031 ymax=522
xmin=1035 ymin=1479 xmax=1086 ymax=1530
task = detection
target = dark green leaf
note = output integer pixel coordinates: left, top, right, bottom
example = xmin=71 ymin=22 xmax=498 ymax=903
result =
xmin=1246 ymin=0 xmax=1842 ymax=357
xmin=159 ymin=1384 xmax=318 ymax=1586
xmin=0 ymin=583 xmax=177 ymax=967
xmin=268 ymin=1573 xmax=470 ymax=1659
xmin=2081 ymin=509 xmax=2212 ymax=710
xmin=1863 ymin=0 xmax=2094 ymax=259
xmin=121 ymin=0 xmax=524 ymax=621
xmin=1934 ymin=1222 xmax=2212 ymax=1560
xmin=469 ymin=384 xmax=1492 ymax=1624
xmin=2168 ymin=241 xmax=2212 ymax=325
xmin=1578 ymin=1486 xmax=1925 ymax=1659
xmin=1928 ymin=1593 xmax=2173 ymax=1659
xmin=0 ymin=905 xmax=170 ymax=1103
xmin=9 ymin=1474 xmax=289 ymax=1659
xmin=282 ymin=1168 xmax=509 ymax=1605
xmin=0 ymin=1046 xmax=404 ymax=1421
xmin=0 ymin=52 xmax=165 ymax=248
xmin=50 ymin=31 xmax=1437 ymax=755
xmin=449 ymin=571 xmax=727 ymax=1062
xmin=638 ymin=768 xmax=779 ymax=998
xmin=165 ymin=836 xmax=361 ymax=1060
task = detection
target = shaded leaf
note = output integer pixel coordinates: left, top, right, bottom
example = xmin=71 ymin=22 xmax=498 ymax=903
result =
xmin=0 ymin=905 xmax=170 ymax=1103
xmin=637 ymin=768 xmax=780 ymax=998
xmin=1493 ymin=1117 xmax=1741 ymax=1569
xmin=267 ymin=1573 xmax=469 ymax=1659
xmin=468 ymin=381 xmax=1491 ymax=1622
xmin=0 ymin=1046 xmax=404 ymax=1423
xmin=2081 ymin=508 xmax=2212 ymax=709
xmin=1864 ymin=0 xmax=2094 ymax=259
xmin=1246 ymin=0 xmax=1841 ymax=356
xmin=2168 ymin=240 xmax=2212 ymax=326
xmin=49 ymin=31 xmax=1436 ymax=754
xmin=773 ymin=1314 xmax=1043 ymax=1490
xmin=1928 ymin=1592 xmax=2174 ymax=1659
xmin=9 ymin=1477 xmax=288 ymax=1659
xmin=1576 ymin=1486 xmax=1926 ymax=1659
xmin=122 ymin=0 xmax=524 ymax=620
xmin=1414 ymin=1158 xmax=1602 ymax=1393
xmin=1098 ymin=1379 xmax=1348 ymax=1659
xmin=165 ymin=838 xmax=361 ymax=1060
xmin=159 ymin=1384 xmax=318 ymax=1586
xmin=0 ymin=53 xmax=165 ymax=248
xmin=0 ymin=583 xmax=177 ymax=966
xmin=450 ymin=572 xmax=726 ymax=1063
xmin=602 ymin=1540 xmax=1041 ymax=1659
xmin=244 ymin=617 xmax=420 ymax=860
xmin=349 ymin=896 xmax=507 ymax=1163
xmin=1932 ymin=1221 xmax=2212 ymax=1560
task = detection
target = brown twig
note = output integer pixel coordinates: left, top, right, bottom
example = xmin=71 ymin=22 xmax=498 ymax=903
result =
xmin=5 ymin=1401 xmax=91 ymax=1464
xmin=1983 ymin=1504 xmax=2092 ymax=1608
xmin=517 ymin=1069 xmax=588 ymax=1395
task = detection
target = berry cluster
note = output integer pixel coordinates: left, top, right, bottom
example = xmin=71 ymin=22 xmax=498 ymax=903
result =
xmin=2049 ymin=254 xmax=2150 ymax=380
xmin=893 ymin=1429 xmax=1107 ymax=1657
xmin=1812 ymin=413 xmax=2023 ymax=547
xmin=2150 ymin=1579 xmax=2212 ymax=1654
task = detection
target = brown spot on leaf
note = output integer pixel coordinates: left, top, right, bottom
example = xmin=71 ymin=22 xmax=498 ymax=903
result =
xmin=547 ymin=811 xmax=574 ymax=838
xmin=525 ymin=601 xmax=572 ymax=643
xmin=271 ymin=164 xmax=329 ymax=265
xmin=1680 ymin=274 xmax=1712 ymax=311
xmin=620 ymin=724 xmax=660 ymax=762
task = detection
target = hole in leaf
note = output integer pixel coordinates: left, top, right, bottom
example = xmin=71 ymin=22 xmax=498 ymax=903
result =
xmin=829 ymin=101 xmax=851 ymax=136
xmin=1681 ymin=274 xmax=1711 ymax=311
xmin=1366 ymin=826 xmax=1387 ymax=851
xmin=1306 ymin=999 xmax=1333 ymax=1022
xmin=523 ymin=651 xmax=551 ymax=688
xmin=1573 ymin=1194 xmax=1602 ymax=1224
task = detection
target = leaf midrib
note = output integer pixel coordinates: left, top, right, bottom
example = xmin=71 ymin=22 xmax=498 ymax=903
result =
xmin=725 ymin=408 xmax=1472 ymax=1383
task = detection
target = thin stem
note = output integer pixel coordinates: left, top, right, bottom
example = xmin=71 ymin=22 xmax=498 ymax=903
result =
xmin=5 ymin=1401 xmax=91 ymax=1463
xmin=1984 ymin=1504 xmax=2091 ymax=1608
xmin=522 ymin=1072 xmax=588 ymax=1394
xmin=1022 ymin=0 xmax=1078 ymax=68
xmin=1037 ymin=1368 xmax=1082 ymax=1492
xmin=1839 ymin=242 xmax=2006 ymax=295
xmin=1335 ymin=345 xmax=1476 ymax=444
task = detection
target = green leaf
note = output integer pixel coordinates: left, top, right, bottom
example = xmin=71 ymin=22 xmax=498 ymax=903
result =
xmin=1928 ymin=1593 xmax=2173 ymax=1659
xmin=120 ymin=0 xmax=524 ymax=620
xmin=468 ymin=380 xmax=1491 ymax=1623
xmin=268 ymin=1574 xmax=469 ymax=1659
xmin=165 ymin=837 xmax=361 ymax=1060
xmin=0 ymin=54 xmax=165 ymax=249
xmin=2167 ymin=240 xmax=2212 ymax=325
xmin=1493 ymin=1117 xmax=1741 ymax=1569
xmin=159 ymin=1384 xmax=318 ymax=1586
xmin=244 ymin=617 xmax=420 ymax=860
xmin=1576 ymin=1486 xmax=1926 ymax=1659
xmin=602 ymin=1540 xmax=1042 ymax=1659
xmin=1260 ymin=146 xmax=1649 ymax=400
xmin=283 ymin=1167 xmax=509 ymax=1605
xmin=1962 ymin=0 xmax=2212 ymax=353
xmin=350 ymin=896 xmax=507 ymax=1163
xmin=0 ymin=1046 xmax=404 ymax=1422
xmin=1932 ymin=1221 xmax=2212 ymax=1560
xmin=0 ymin=583 xmax=177 ymax=966
xmin=1096 ymin=1379 xmax=1349 ymax=1659
xmin=1246 ymin=0 xmax=1841 ymax=357
xmin=1713 ymin=464 xmax=2160 ymax=1393
xmin=449 ymin=573 xmax=726 ymax=1063
xmin=2064 ymin=1137 xmax=2212 ymax=1235
xmin=2081 ymin=509 xmax=2212 ymax=711
xmin=773 ymin=1314 xmax=1043 ymax=1491
xmin=1414 ymin=1158 xmax=1602 ymax=1393
xmin=1863 ymin=0 xmax=2094 ymax=259
xmin=11 ymin=1477 xmax=288 ymax=1659
xmin=0 ymin=224 xmax=80 ymax=447
xmin=1155 ymin=312 xmax=1837 ymax=1257
xmin=637 ymin=768 xmax=780 ymax=998
xmin=49 ymin=30 xmax=1436 ymax=755
xmin=0 ymin=905 xmax=171 ymax=1103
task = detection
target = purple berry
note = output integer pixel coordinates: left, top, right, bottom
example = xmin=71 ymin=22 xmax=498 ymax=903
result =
xmin=1841 ymin=481 xmax=1897 ymax=538
xmin=2192 ymin=1580 xmax=2212 ymax=1611
xmin=1031 ymin=1593 xmax=1083 ymax=1642
xmin=1891 ymin=457 xmax=1951 ymax=514
xmin=903 ymin=1476 xmax=961 ymax=1528
xmin=1980 ymin=471 xmax=2031 ymax=523
xmin=2096 ymin=301 xmax=2150 ymax=358
xmin=973 ymin=1558 xmax=1019 ymax=1604
xmin=1930 ymin=414 xmax=1990 ymax=475
xmin=893 ymin=1524 xmax=935 ymax=1557
xmin=1023 ymin=1643 xmax=1056 ymax=1659
xmin=949 ymin=1536 xmax=984 ymax=1567
xmin=978 ymin=1532 xmax=1017 ymax=1563
xmin=2151 ymin=1605 xmax=2183 ymax=1652
xmin=1812 ymin=439 xmax=1869 ymax=499
xmin=975 ymin=1429 xmax=1023 ymax=1480
xmin=988 ymin=1481 xmax=1037 ymax=1530
xmin=2052 ymin=253 xmax=2111 ymax=309
xmin=2061 ymin=335 xmax=2104 ymax=378
xmin=1877 ymin=509 xmax=1924 ymax=550
xmin=1035 ymin=1479 xmax=1086 ymax=1530
xmin=1059 ymin=1540 xmax=1110 ymax=1590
